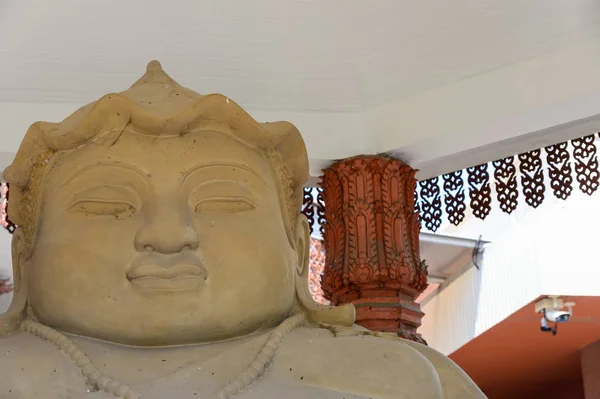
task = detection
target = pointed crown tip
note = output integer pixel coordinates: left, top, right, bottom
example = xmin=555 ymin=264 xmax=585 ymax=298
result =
xmin=146 ymin=60 xmax=163 ymax=72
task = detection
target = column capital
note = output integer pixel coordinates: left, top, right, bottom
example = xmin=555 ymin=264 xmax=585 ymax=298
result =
xmin=320 ymin=155 xmax=428 ymax=343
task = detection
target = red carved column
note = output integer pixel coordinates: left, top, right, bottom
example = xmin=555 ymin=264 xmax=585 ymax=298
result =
xmin=321 ymin=155 xmax=428 ymax=343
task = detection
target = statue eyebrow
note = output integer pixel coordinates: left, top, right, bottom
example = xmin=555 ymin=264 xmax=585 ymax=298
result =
xmin=180 ymin=163 xmax=267 ymax=186
xmin=58 ymin=162 xmax=151 ymax=189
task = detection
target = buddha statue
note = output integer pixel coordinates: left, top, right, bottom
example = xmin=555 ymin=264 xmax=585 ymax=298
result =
xmin=0 ymin=61 xmax=486 ymax=399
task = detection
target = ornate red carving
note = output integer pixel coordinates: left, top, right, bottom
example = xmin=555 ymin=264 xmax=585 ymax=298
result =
xmin=321 ymin=156 xmax=427 ymax=344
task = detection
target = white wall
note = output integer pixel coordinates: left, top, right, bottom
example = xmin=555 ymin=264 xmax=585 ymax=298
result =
xmin=420 ymin=193 xmax=600 ymax=355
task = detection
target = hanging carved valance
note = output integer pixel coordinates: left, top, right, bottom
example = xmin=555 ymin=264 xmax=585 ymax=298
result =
xmin=414 ymin=133 xmax=600 ymax=231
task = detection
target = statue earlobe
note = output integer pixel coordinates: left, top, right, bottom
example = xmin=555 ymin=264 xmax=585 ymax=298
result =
xmin=0 ymin=227 xmax=28 ymax=336
xmin=293 ymin=214 xmax=355 ymax=327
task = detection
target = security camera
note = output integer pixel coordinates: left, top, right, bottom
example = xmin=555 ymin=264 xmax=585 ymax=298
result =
xmin=534 ymin=296 xmax=575 ymax=336
xmin=544 ymin=309 xmax=570 ymax=323
xmin=540 ymin=316 xmax=556 ymax=335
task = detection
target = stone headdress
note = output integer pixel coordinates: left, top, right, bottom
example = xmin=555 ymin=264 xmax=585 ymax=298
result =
xmin=0 ymin=61 xmax=354 ymax=337
xmin=4 ymin=61 xmax=307 ymax=247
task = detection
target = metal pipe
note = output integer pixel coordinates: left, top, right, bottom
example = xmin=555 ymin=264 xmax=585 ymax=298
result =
xmin=419 ymin=232 xmax=489 ymax=249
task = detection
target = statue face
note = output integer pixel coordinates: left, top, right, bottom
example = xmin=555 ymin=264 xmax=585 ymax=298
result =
xmin=25 ymin=131 xmax=297 ymax=346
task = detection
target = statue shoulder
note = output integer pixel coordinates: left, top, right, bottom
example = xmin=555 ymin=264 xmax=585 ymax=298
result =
xmin=271 ymin=326 xmax=486 ymax=399
xmin=270 ymin=326 xmax=443 ymax=399
xmin=401 ymin=338 xmax=487 ymax=399
xmin=0 ymin=332 xmax=88 ymax=398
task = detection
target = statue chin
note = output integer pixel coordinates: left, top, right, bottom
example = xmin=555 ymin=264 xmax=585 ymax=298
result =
xmin=28 ymin=310 xmax=293 ymax=348
xmin=0 ymin=61 xmax=487 ymax=399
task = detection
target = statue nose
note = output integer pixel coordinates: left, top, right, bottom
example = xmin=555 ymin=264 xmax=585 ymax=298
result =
xmin=136 ymin=230 xmax=199 ymax=254
xmin=134 ymin=209 xmax=200 ymax=254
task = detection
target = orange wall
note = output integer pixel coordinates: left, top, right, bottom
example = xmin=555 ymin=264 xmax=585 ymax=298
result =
xmin=482 ymin=377 xmax=583 ymax=399
xmin=582 ymin=339 xmax=600 ymax=399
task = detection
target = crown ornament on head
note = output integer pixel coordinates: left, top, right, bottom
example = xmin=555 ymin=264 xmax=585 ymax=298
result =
xmin=3 ymin=60 xmax=308 ymax=242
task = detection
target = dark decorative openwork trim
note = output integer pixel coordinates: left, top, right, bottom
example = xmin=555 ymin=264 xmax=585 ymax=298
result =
xmin=492 ymin=156 xmax=518 ymax=214
xmin=545 ymin=143 xmax=572 ymax=200
xmin=418 ymin=177 xmax=442 ymax=232
xmin=302 ymin=187 xmax=316 ymax=235
xmin=413 ymin=132 xmax=600 ymax=231
xmin=519 ymin=149 xmax=545 ymax=209
xmin=467 ymin=164 xmax=492 ymax=220
xmin=316 ymin=187 xmax=326 ymax=236
xmin=572 ymin=134 xmax=599 ymax=195
xmin=302 ymin=187 xmax=327 ymax=237
xmin=442 ymin=171 xmax=466 ymax=226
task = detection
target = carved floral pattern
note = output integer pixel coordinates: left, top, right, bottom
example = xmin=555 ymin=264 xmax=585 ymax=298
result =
xmin=545 ymin=142 xmax=573 ymax=200
xmin=467 ymin=164 xmax=492 ymax=219
xmin=321 ymin=156 xmax=427 ymax=342
xmin=519 ymin=150 xmax=545 ymax=208
xmin=409 ymin=133 xmax=600 ymax=229
xmin=301 ymin=187 xmax=315 ymax=235
xmin=320 ymin=168 xmax=345 ymax=299
xmin=414 ymin=187 xmax=421 ymax=219
xmin=492 ymin=157 xmax=518 ymax=214
xmin=442 ymin=171 xmax=465 ymax=226
xmin=301 ymin=187 xmax=327 ymax=237
xmin=572 ymin=135 xmax=600 ymax=195
xmin=418 ymin=177 xmax=442 ymax=232
xmin=316 ymin=188 xmax=326 ymax=236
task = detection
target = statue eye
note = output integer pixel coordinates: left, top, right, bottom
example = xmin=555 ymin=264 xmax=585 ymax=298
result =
xmin=194 ymin=197 xmax=256 ymax=214
xmin=69 ymin=200 xmax=137 ymax=219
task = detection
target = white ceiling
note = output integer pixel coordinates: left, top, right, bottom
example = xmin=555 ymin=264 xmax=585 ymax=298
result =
xmin=3 ymin=0 xmax=600 ymax=178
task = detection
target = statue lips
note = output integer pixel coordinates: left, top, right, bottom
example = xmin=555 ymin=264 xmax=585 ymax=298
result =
xmin=127 ymin=256 xmax=208 ymax=291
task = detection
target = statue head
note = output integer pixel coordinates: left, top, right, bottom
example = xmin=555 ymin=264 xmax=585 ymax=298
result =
xmin=0 ymin=61 xmax=353 ymax=346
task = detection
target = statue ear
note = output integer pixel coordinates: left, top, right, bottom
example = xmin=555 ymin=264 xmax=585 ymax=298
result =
xmin=0 ymin=227 xmax=28 ymax=336
xmin=293 ymin=214 xmax=355 ymax=327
